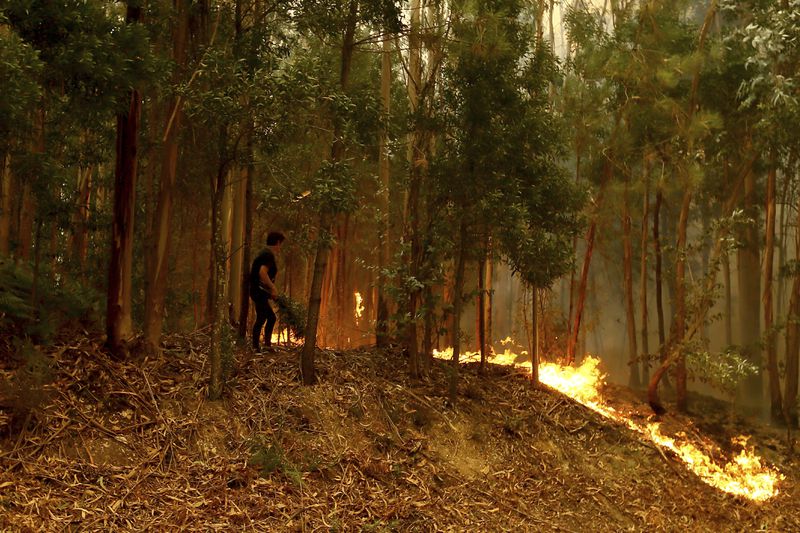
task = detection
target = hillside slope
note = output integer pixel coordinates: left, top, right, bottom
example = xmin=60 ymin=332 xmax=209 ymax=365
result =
xmin=1 ymin=335 xmax=798 ymax=531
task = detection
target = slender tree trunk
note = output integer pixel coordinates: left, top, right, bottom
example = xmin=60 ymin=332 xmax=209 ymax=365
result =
xmin=764 ymin=161 xmax=782 ymax=421
xmin=71 ymin=166 xmax=93 ymax=268
xmin=18 ymin=178 xmax=34 ymax=261
xmin=228 ymin=168 xmax=245 ymax=323
xmin=785 ymin=202 xmax=800 ymax=426
xmin=723 ymin=251 xmax=733 ymax=346
xmin=0 ymin=153 xmax=13 ymax=255
xmin=639 ymin=157 xmax=650 ymax=383
xmin=238 ymin=137 xmax=254 ymax=340
xmin=376 ymin=36 xmax=392 ymax=348
xmin=623 ymin=179 xmax=640 ymax=388
xmin=301 ymin=0 xmax=357 ymax=384
xmin=531 ymin=286 xmax=540 ymax=387
xmin=478 ymin=242 xmax=487 ymax=374
xmin=486 ymin=236 xmax=494 ymax=356
xmin=653 ymin=187 xmax=666 ymax=358
xmin=209 ymin=166 xmax=231 ymax=400
xmin=143 ymin=0 xmax=190 ymax=353
xmin=738 ymin=163 xmax=763 ymax=408
xmin=405 ymin=0 xmax=424 ymax=378
xmin=448 ymin=221 xmax=468 ymax=405
xmin=106 ymin=7 xmax=142 ymax=357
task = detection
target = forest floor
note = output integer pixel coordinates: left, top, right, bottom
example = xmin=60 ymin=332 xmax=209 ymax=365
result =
xmin=1 ymin=332 xmax=799 ymax=532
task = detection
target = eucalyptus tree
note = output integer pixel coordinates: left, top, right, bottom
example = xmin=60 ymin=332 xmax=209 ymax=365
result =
xmin=434 ymin=0 xmax=582 ymax=400
xmin=2 ymin=0 xmax=157 ymax=356
xmin=295 ymin=0 xmax=402 ymax=385
xmin=731 ymin=0 xmax=800 ymax=423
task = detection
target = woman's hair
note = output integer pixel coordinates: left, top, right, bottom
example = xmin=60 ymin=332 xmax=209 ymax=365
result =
xmin=267 ymin=231 xmax=286 ymax=246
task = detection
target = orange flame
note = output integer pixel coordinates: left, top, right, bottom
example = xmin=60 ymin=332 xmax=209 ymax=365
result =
xmin=433 ymin=347 xmax=783 ymax=501
xmin=354 ymin=291 xmax=364 ymax=321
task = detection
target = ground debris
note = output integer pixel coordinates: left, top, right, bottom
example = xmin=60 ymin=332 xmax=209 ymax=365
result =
xmin=0 ymin=333 xmax=797 ymax=531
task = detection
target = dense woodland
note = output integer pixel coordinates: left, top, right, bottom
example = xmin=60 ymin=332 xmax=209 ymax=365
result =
xmin=3 ymin=0 xmax=800 ymax=418
xmin=3 ymin=0 xmax=800 ymax=529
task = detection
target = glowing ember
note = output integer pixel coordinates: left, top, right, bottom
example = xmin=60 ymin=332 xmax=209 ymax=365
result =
xmin=433 ymin=347 xmax=783 ymax=501
xmin=354 ymin=291 xmax=364 ymax=320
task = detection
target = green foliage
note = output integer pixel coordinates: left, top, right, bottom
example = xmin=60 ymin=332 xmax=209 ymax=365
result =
xmin=247 ymin=439 xmax=302 ymax=485
xmin=434 ymin=0 xmax=584 ymax=289
xmin=274 ymin=294 xmax=307 ymax=340
xmin=0 ymin=256 xmax=101 ymax=342
xmin=685 ymin=347 xmax=759 ymax=397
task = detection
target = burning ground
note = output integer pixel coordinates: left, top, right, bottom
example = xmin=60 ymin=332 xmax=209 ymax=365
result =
xmin=1 ymin=336 xmax=798 ymax=531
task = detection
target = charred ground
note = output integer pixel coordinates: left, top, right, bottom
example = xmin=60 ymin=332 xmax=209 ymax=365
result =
xmin=1 ymin=334 xmax=798 ymax=531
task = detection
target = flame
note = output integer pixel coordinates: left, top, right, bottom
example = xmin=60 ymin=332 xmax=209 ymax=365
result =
xmin=354 ymin=291 xmax=364 ymax=320
xmin=432 ymin=347 xmax=783 ymax=501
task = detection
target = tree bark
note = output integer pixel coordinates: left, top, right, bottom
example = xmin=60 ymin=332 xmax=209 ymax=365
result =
xmin=143 ymin=0 xmax=190 ymax=354
xmin=531 ymin=286 xmax=540 ymax=387
xmin=738 ymin=162 xmax=762 ymax=407
xmin=448 ymin=221 xmax=468 ymax=405
xmin=301 ymin=0 xmax=357 ymax=384
xmin=106 ymin=6 xmax=142 ymax=357
xmin=228 ymin=168 xmax=245 ymax=323
xmin=623 ymin=178 xmax=640 ymax=388
xmin=653 ymin=187 xmax=666 ymax=358
xmin=0 ymin=153 xmax=13 ymax=255
xmin=237 ymin=137 xmax=254 ymax=340
xmin=404 ymin=0 xmax=424 ymax=378
xmin=71 ymin=166 xmax=92 ymax=268
xmin=376 ymin=36 xmax=392 ymax=348
xmin=764 ymin=161 xmax=782 ymax=421
xmin=639 ymin=157 xmax=650 ymax=383
xmin=209 ymin=166 xmax=231 ymax=400
xmin=785 ymin=208 xmax=800 ymax=426
xmin=478 ymin=241 xmax=487 ymax=373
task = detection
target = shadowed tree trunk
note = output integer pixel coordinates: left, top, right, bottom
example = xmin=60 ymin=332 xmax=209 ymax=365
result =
xmin=448 ymin=221 xmax=468 ymax=405
xmin=623 ymin=176 xmax=640 ymax=388
xmin=376 ymin=36 xmax=392 ymax=348
xmin=106 ymin=4 xmax=143 ymax=357
xmin=764 ymin=160 xmax=782 ymax=421
xmin=0 ymin=153 xmax=11 ymax=255
xmin=639 ymin=156 xmax=650 ymax=383
xmin=143 ymin=0 xmax=190 ymax=354
xmin=301 ymin=0 xmax=357 ymax=385
xmin=738 ymin=161 xmax=762 ymax=408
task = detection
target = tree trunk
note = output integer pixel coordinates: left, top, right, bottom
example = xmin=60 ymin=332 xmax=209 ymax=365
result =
xmin=237 ymin=138 xmax=254 ymax=340
xmin=648 ymin=188 xmax=691 ymax=413
xmin=106 ymin=6 xmax=142 ymax=357
xmin=623 ymin=179 xmax=640 ymax=388
xmin=478 ymin=242 xmax=487 ymax=374
xmin=639 ymin=157 xmax=650 ymax=383
xmin=301 ymin=0 xmax=357 ymax=384
xmin=723 ymin=250 xmax=733 ymax=345
xmin=405 ymin=0 xmax=424 ymax=378
xmin=376 ymin=36 xmax=392 ymax=348
xmin=567 ymin=216 xmax=596 ymax=363
xmin=0 ymin=153 xmax=13 ymax=255
xmin=228 ymin=168 xmax=245 ymax=323
xmin=653 ymin=187 xmax=666 ymax=359
xmin=143 ymin=0 xmax=190 ymax=354
xmin=71 ymin=166 xmax=93 ymax=268
xmin=785 ymin=215 xmax=800 ymax=426
xmin=448 ymin=221 xmax=469 ymax=405
xmin=209 ymin=166 xmax=231 ymax=400
xmin=738 ymin=163 xmax=763 ymax=408
xmin=764 ymin=161 xmax=782 ymax=421
xmin=486 ymin=236 xmax=494 ymax=356
xmin=531 ymin=286 xmax=540 ymax=387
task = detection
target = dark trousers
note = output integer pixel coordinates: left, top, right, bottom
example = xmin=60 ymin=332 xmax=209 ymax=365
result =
xmin=251 ymin=293 xmax=276 ymax=349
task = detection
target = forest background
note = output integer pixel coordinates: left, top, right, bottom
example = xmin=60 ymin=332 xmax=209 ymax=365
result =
xmin=2 ymin=0 xmax=800 ymax=428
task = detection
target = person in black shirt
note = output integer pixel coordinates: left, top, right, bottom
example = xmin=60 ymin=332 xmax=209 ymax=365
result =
xmin=250 ymin=231 xmax=285 ymax=352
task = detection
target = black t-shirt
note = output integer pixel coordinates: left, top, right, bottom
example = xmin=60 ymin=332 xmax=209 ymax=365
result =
xmin=250 ymin=248 xmax=277 ymax=297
